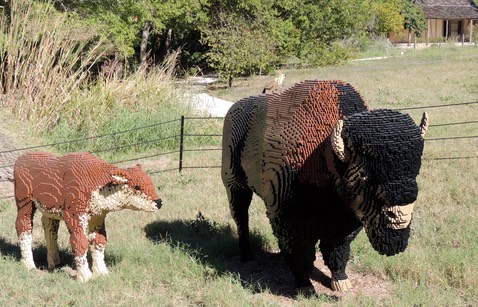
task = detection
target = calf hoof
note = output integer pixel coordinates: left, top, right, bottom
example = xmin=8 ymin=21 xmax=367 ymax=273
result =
xmin=92 ymin=265 xmax=109 ymax=276
xmin=47 ymin=256 xmax=61 ymax=270
xmin=331 ymin=278 xmax=352 ymax=292
xmin=21 ymin=259 xmax=37 ymax=271
xmin=76 ymin=267 xmax=93 ymax=283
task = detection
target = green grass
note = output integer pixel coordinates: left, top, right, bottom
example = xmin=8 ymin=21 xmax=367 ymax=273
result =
xmin=0 ymin=46 xmax=477 ymax=306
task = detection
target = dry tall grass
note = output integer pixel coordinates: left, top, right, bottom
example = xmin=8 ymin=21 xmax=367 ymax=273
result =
xmin=0 ymin=0 xmax=104 ymax=130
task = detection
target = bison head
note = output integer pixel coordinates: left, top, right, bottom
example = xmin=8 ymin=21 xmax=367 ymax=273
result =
xmin=328 ymin=109 xmax=428 ymax=256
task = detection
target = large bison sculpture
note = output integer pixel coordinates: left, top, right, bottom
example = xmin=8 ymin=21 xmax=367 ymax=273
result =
xmin=221 ymin=80 xmax=428 ymax=292
xmin=14 ymin=152 xmax=162 ymax=282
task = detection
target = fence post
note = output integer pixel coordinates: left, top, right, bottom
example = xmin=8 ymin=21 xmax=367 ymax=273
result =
xmin=179 ymin=115 xmax=185 ymax=172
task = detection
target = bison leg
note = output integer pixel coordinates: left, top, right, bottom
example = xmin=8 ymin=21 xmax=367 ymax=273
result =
xmin=277 ymin=229 xmax=317 ymax=289
xmin=65 ymin=211 xmax=92 ymax=282
xmin=88 ymin=217 xmax=108 ymax=276
xmin=227 ymin=186 xmax=254 ymax=262
xmin=41 ymin=215 xmax=61 ymax=269
xmin=319 ymin=228 xmax=361 ymax=292
xmin=16 ymin=201 xmax=36 ymax=270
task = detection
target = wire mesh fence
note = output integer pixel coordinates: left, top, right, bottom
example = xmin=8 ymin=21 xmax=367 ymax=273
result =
xmin=0 ymin=101 xmax=477 ymax=200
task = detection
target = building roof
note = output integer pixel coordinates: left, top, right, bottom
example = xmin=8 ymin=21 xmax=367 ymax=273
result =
xmin=416 ymin=0 xmax=478 ymax=19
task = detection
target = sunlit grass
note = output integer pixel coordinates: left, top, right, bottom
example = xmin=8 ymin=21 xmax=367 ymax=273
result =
xmin=0 ymin=43 xmax=477 ymax=305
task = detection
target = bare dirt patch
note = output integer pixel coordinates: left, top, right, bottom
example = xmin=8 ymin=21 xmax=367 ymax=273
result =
xmin=226 ymin=251 xmax=393 ymax=305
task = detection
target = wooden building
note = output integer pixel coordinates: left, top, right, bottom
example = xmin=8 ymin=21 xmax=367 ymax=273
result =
xmin=391 ymin=0 xmax=478 ymax=43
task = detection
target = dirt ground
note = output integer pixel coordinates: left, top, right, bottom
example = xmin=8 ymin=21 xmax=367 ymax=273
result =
xmin=225 ymin=251 xmax=393 ymax=305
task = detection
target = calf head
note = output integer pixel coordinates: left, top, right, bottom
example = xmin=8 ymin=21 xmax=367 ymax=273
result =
xmin=328 ymin=109 xmax=428 ymax=256
xmin=103 ymin=164 xmax=162 ymax=212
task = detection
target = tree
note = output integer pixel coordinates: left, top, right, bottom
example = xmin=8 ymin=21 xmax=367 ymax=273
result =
xmin=367 ymin=0 xmax=405 ymax=37
xmin=401 ymin=0 xmax=427 ymax=45
xmin=288 ymin=0 xmax=369 ymax=64
xmin=56 ymin=0 xmax=176 ymax=63
xmin=201 ymin=11 xmax=278 ymax=87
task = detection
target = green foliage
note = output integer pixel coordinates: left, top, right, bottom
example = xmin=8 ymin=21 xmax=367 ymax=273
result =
xmin=201 ymin=11 xmax=278 ymax=86
xmin=367 ymin=0 xmax=405 ymax=36
xmin=50 ymin=0 xmax=428 ymax=76
xmin=286 ymin=0 xmax=368 ymax=64
xmin=57 ymin=0 xmax=176 ymax=58
xmin=300 ymin=41 xmax=355 ymax=66
xmin=401 ymin=0 xmax=427 ymax=37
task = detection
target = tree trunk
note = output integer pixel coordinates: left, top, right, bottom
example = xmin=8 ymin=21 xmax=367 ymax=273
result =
xmin=140 ymin=21 xmax=152 ymax=64
xmin=158 ymin=28 xmax=173 ymax=61
xmin=164 ymin=28 xmax=173 ymax=54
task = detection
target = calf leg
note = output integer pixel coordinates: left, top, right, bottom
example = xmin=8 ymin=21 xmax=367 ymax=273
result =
xmin=16 ymin=201 xmax=36 ymax=270
xmin=41 ymin=215 xmax=61 ymax=269
xmin=65 ymin=212 xmax=92 ymax=282
xmin=88 ymin=218 xmax=108 ymax=276
xmin=227 ymin=186 xmax=254 ymax=261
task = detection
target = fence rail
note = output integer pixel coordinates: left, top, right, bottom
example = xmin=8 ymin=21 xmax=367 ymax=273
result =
xmin=1 ymin=101 xmax=477 ymax=200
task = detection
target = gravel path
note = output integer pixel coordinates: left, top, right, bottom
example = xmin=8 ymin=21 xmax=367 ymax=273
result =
xmin=185 ymin=76 xmax=233 ymax=117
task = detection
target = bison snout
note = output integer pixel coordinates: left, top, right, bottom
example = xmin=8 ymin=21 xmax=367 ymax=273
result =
xmin=154 ymin=199 xmax=163 ymax=209
xmin=383 ymin=203 xmax=414 ymax=229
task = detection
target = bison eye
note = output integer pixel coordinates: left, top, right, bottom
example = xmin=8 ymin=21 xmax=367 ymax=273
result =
xmin=360 ymin=171 xmax=368 ymax=182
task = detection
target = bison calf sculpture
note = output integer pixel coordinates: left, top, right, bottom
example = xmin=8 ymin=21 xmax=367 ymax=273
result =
xmin=14 ymin=152 xmax=162 ymax=282
xmin=221 ymin=80 xmax=428 ymax=292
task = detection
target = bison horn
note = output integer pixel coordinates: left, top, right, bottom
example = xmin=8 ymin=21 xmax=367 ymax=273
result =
xmin=419 ymin=112 xmax=429 ymax=138
xmin=331 ymin=120 xmax=347 ymax=162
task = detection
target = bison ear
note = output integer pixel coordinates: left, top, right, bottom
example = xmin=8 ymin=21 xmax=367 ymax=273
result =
xmin=419 ymin=112 xmax=429 ymax=138
xmin=331 ymin=120 xmax=349 ymax=162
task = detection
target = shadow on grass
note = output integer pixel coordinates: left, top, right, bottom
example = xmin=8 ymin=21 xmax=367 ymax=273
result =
xmin=144 ymin=214 xmax=338 ymax=300
xmin=0 ymin=237 xmax=122 ymax=273
xmin=0 ymin=236 xmax=73 ymax=269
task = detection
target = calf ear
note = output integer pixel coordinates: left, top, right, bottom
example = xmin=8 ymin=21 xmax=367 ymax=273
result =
xmin=111 ymin=170 xmax=129 ymax=184
xmin=112 ymin=175 xmax=128 ymax=184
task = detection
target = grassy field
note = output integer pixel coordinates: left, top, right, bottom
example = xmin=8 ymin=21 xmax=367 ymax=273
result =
xmin=0 ymin=45 xmax=477 ymax=306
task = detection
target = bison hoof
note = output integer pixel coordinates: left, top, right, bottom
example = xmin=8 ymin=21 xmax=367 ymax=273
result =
xmin=331 ymin=278 xmax=352 ymax=292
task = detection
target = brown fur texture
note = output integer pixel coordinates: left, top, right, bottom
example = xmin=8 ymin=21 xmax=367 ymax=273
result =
xmin=14 ymin=151 xmax=162 ymax=282
xmin=222 ymin=80 xmax=427 ymax=292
